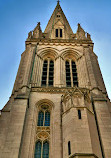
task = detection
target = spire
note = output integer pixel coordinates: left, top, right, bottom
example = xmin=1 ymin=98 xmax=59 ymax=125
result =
xmin=57 ymin=0 xmax=60 ymax=5
xmin=44 ymin=1 xmax=73 ymax=39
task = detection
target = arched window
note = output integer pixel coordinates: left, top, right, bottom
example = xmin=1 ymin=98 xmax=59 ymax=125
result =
xmin=37 ymin=106 xmax=50 ymax=127
xmin=38 ymin=111 xmax=44 ymax=126
xmin=44 ymin=111 xmax=50 ymax=126
xmin=34 ymin=141 xmax=42 ymax=158
xmin=41 ymin=60 xmax=54 ymax=87
xmin=34 ymin=141 xmax=49 ymax=158
xmin=43 ymin=142 xmax=49 ymax=158
xmin=65 ymin=60 xmax=78 ymax=87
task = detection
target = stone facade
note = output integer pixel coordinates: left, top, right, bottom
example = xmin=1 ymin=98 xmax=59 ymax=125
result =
xmin=0 ymin=2 xmax=111 ymax=158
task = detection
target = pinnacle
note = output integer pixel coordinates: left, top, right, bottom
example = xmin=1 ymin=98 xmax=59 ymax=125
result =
xmin=57 ymin=0 xmax=60 ymax=6
xmin=57 ymin=0 xmax=60 ymax=4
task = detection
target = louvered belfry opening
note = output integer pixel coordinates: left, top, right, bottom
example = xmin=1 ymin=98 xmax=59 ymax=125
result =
xmin=41 ymin=60 xmax=48 ymax=86
xmin=65 ymin=60 xmax=78 ymax=87
xmin=41 ymin=59 xmax=54 ymax=87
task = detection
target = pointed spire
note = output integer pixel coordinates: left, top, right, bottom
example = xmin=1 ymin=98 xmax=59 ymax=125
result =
xmin=44 ymin=1 xmax=73 ymax=39
xmin=33 ymin=22 xmax=42 ymax=38
xmin=57 ymin=0 xmax=60 ymax=5
xmin=76 ymin=23 xmax=86 ymax=40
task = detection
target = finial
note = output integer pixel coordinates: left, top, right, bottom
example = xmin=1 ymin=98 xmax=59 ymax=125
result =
xmin=57 ymin=0 xmax=60 ymax=4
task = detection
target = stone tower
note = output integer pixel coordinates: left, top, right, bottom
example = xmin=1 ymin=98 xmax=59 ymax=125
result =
xmin=0 ymin=2 xmax=111 ymax=158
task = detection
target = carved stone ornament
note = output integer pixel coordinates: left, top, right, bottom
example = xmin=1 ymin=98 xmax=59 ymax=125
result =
xmin=61 ymin=87 xmax=91 ymax=113
xmin=31 ymin=86 xmax=90 ymax=95
xmin=37 ymin=126 xmax=50 ymax=133
xmin=28 ymin=31 xmax=32 ymax=39
xmin=37 ymin=131 xmax=49 ymax=140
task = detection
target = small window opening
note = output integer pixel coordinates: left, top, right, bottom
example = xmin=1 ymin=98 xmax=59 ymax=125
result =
xmin=68 ymin=141 xmax=71 ymax=155
xmin=78 ymin=109 xmax=81 ymax=119
xmin=56 ymin=29 xmax=58 ymax=37
xmin=57 ymin=15 xmax=60 ymax=17
xmin=60 ymin=29 xmax=62 ymax=37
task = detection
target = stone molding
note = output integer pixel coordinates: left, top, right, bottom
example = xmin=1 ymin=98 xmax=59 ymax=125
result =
xmin=26 ymin=38 xmax=93 ymax=45
xmin=70 ymin=153 xmax=98 ymax=158
xmin=31 ymin=86 xmax=90 ymax=94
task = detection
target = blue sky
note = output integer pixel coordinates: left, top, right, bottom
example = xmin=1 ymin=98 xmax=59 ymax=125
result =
xmin=0 ymin=0 xmax=111 ymax=110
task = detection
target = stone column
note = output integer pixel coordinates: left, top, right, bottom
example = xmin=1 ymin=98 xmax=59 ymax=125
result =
xmin=84 ymin=46 xmax=98 ymax=89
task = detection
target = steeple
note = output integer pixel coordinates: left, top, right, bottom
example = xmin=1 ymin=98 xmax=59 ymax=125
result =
xmin=57 ymin=0 xmax=60 ymax=5
xmin=44 ymin=1 xmax=73 ymax=39
xmin=0 ymin=2 xmax=111 ymax=158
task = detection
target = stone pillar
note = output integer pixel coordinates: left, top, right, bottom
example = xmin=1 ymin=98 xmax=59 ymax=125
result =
xmin=77 ymin=55 xmax=91 ymax=88
xmin=84 ymin=47 xmax=97 ymax=89
xmin=55 ymin=57 xmax=61 ymax=87
xmin=32 ymin=54 xmax=43 ymax=87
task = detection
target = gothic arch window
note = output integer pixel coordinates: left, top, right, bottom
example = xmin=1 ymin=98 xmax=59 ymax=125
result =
xmin=34 ymin=141 xmax=49 ymax=158
xmin=38 ymin=111 xmax=44 ymax=126
xmin=37 ymin=105 xmax=50 ymax=127
xmin=41 ymin=59 xmax=54 ymax=87
xmin=34 ymin=141 xmax=42 ymax=158
xmin=43 ymin=141 xmax=49 ymax=158
xmin=65 ymin=60 xmax=78 ymax=87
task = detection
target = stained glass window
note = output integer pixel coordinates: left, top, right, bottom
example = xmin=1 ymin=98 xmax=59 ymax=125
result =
xmin=38 ymin=111 xmax=44 ymax=126
xmin=37 ymin=109 xmax=50 ymax=127
xmin=34 ymin=141 xmax=42 ymax=158
xmin=44 ymin=111 xmax=50 ymax=126
xmin=43 ymin=142 xmax=49 ymax=158
xmin=34 ymin=141 xmax=49 ymax=158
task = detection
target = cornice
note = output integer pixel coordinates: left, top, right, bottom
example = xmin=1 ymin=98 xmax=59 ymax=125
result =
xmin=26 ymin=38 xmax=93 ymax=45
xmin=31 ymin=86 xmax=90 ymax=94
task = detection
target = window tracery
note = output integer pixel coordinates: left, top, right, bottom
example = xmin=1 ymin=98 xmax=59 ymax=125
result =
xmin=35 ymin=103 xmax=52 ymax=158
xmin=37 ymin=105 xmax=50 ymax=127
xmin=34 ymin=141 xmax=49 ymax=158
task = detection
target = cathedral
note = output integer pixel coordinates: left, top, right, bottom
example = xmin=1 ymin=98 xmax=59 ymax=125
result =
xmin=0 ymin=1 xmax=111 ymax=158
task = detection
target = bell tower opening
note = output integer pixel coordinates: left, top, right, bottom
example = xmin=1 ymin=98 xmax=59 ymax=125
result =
xmin=55 ymin=28 xmax=62 ymax=38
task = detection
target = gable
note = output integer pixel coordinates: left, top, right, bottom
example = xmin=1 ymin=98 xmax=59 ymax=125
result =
xmin=44 ymin=2 xmax=73 ymax=39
